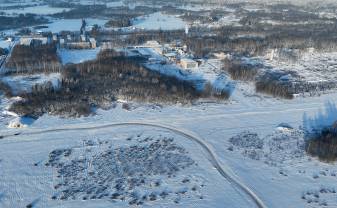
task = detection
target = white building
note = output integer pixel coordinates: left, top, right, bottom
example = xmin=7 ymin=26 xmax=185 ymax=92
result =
xmin=89 ymin=38 xmax=97 ymax=49
xmin=80 ymin=35 xmax=86 ymax=42
xmin=185 ymin=25 xmax=189 ymax=35
xmin=52 ymin=34 xmax=58 ymax=42
xmin=180 ymin=58 xmax=198 ymax=70
xmin=19 ymin=36 xmax=49 ymax=46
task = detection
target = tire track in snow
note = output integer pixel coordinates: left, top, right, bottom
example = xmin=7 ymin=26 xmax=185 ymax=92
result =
xmin=0 ymin=122 xmax=267 ymax=208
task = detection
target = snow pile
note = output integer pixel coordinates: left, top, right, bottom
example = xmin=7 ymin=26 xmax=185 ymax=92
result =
xmin=8 ymin=117 xmax=35 ymax=128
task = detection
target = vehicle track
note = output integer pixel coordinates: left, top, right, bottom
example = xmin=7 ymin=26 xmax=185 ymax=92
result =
xmin=1 ymin=122 xmax=267 ymax=208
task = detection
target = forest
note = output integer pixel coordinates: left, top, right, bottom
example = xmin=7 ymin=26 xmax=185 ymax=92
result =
xmin=8 ymin=49 xmax=223 ymax=118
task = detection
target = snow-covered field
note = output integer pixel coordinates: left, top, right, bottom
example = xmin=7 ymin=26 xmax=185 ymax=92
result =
xmin=132 ymin=12 xmax=186 ymax=31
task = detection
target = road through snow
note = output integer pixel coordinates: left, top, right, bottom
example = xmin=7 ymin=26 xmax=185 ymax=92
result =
xmin=0 ymin=122 xmax=267 ymax=208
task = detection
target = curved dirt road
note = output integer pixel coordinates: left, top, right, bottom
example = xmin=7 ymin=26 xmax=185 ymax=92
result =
xmin=1 ymin=122 xmax=267 ymax=208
